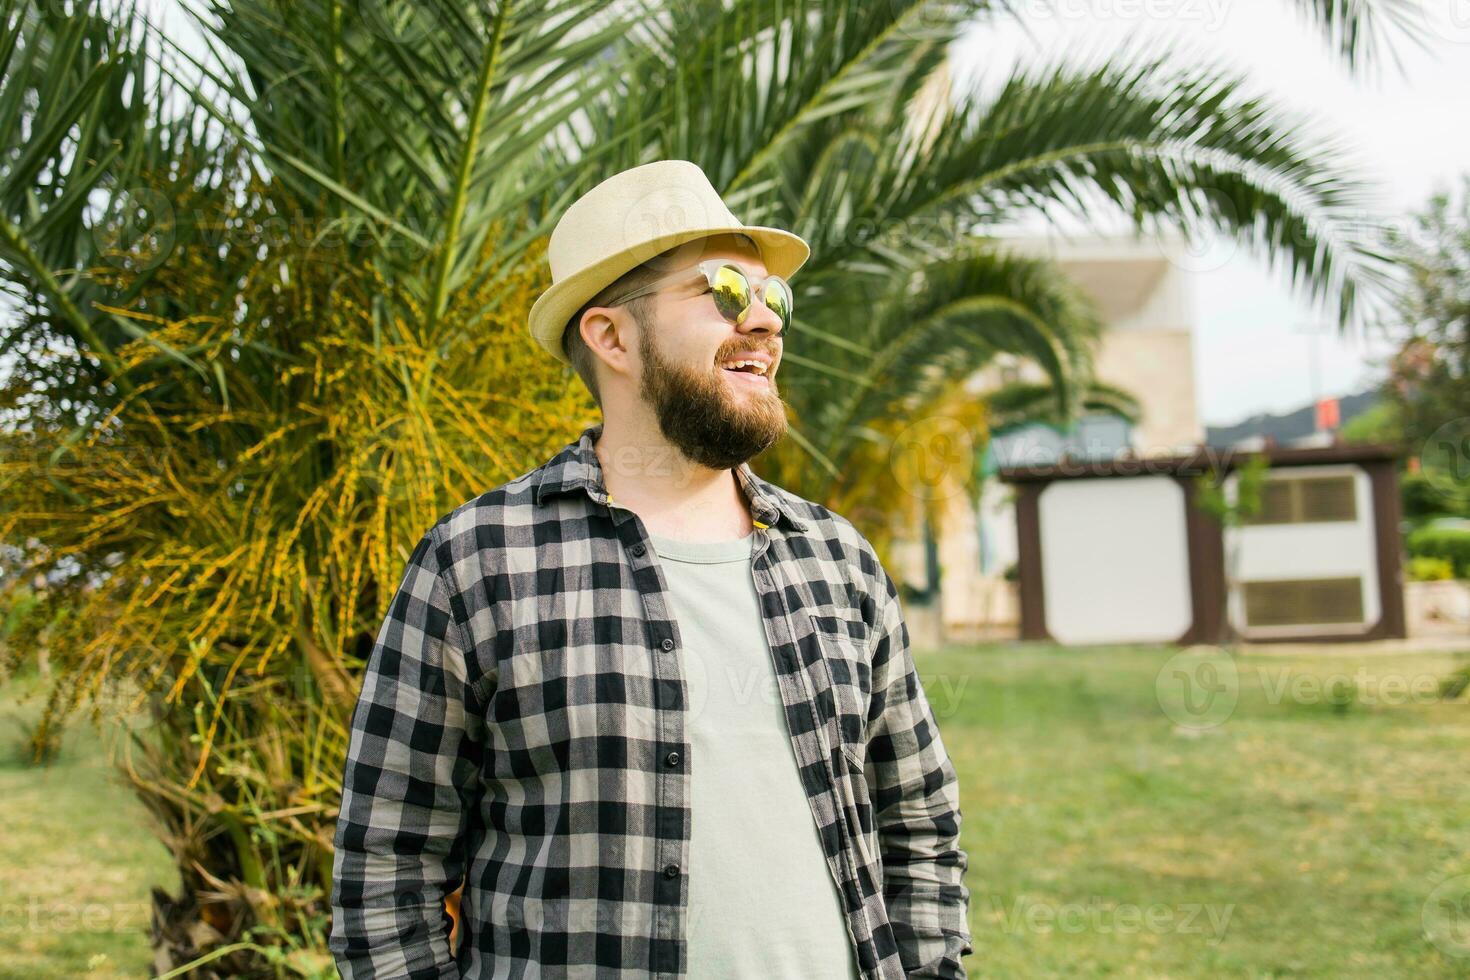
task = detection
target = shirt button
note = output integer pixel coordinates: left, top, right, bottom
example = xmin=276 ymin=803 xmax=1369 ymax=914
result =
xmin=663 ymin=863 xmax=680 ymax=878
xmin=661 ymin=638 xmax=675 ymax=651
xmin=665 ymin=751 xmax=680 ymax=767
xmin=631 ymin=544 xmax=646 ymax=557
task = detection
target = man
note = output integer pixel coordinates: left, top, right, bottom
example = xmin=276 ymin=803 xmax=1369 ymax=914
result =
xmin=329 ymin=160 xmax=972 ymax=978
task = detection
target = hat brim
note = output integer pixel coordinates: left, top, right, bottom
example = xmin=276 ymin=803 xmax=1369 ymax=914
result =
xmin=530 ymin=225 xmax=810 ymax=366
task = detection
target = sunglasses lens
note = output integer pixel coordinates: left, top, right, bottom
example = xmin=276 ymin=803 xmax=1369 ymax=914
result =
xmin=707 ymin=263 xmax=793 ymax=331
xmin=710 ymin=264 xmax=752 ymax=323
xmin=763 ymin=277 xmax=792 ymax=329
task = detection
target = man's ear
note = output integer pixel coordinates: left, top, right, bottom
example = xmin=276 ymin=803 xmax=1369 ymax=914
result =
xmin=581 ymin=307 xmax=633 ymax=376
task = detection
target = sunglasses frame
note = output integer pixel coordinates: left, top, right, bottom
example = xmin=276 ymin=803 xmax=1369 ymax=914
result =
xmin=598 ymin=258 xmax=792 ymax=330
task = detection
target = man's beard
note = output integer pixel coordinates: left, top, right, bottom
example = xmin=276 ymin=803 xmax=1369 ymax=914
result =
xmin=637 ymin=313 xmax=788 ymax=471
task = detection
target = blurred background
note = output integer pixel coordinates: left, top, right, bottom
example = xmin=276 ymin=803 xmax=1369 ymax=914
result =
xmin=1 ymin=0 xmax=1467 ymax=976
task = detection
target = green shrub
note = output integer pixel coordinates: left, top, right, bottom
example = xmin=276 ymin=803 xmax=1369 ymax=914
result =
xmin=1401 ymin=471 xmax=1449 ymax=522
xmin=1406 ymin=527 xmax=1470 ymax=578
xmin=1402 ymin=470 xmax=1470 ymax=524
xmin=1408 ymin=556 xmax=1456 ymax=581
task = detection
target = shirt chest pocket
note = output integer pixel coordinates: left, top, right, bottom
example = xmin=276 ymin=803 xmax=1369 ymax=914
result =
xmin=811 ymin=619 xmax=873 ymax=768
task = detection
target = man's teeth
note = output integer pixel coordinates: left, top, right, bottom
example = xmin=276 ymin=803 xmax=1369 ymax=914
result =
xmin=721 ymin=359 xmax=768 ymax=375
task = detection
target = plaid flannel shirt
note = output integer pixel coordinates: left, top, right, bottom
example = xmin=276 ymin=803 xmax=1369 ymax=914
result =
xmin=329 ymin=421 xmax=972 ymax=978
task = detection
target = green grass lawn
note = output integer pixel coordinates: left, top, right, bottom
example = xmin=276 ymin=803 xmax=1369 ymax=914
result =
xmin=3 ymin=643 xmax=1468 ymax=978
xmin=921 ymin=642 xmax=1470 ymax=978
xmin=0 ymin=667 xmax=179 ymax=979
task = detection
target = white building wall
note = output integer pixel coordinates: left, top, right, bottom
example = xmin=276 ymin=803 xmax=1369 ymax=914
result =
xmin=1223 ymin=464 xmax=1381 ymax=636
xmin=1038 ymin=476 xmax=1194 ymax=645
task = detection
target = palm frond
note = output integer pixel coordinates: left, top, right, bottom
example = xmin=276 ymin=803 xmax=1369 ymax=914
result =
xmin=985 ymin=378 xmax=1142 ymax=429
xmin=811 ymin=35 xmax=1396 ymax=336
xmin=767 ymin=243 xmax=1105 ymax=501
xmin=1286 ymin=0 xmax=1431 ymax=75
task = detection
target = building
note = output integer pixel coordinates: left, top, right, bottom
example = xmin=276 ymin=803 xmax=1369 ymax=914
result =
xmin=889 ymin=230 xmax=1205 ymax=643
xmin=997 ymin=444 xmax=1407 ymax=645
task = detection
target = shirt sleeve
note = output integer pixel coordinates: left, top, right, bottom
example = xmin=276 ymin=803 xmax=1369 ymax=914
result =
xmin=329 ymin=523 xmax=485 ymax=979
xmin=866 ymin=563 xmax=973 ymax=978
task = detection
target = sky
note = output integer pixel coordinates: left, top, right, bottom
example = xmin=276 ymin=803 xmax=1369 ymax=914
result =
xmin=950 ymin=0 xmax=1470 ymax=427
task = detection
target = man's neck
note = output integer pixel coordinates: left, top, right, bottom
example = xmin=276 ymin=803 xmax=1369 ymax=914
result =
xmin=592 ymin=419 xmax=755 ymax=542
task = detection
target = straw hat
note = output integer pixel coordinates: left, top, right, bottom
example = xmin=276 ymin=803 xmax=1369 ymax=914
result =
xmin=528 ymin=160 xmax=811 ymax=366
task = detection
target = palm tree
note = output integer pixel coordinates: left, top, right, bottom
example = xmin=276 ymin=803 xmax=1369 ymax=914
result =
xmin=0 ymin=0 xmax=1420 ymax=970
xmin=3 ymin=1 xmax=627 ymax=972
xmin=563 ymin=0 xmax=1415 ymax=561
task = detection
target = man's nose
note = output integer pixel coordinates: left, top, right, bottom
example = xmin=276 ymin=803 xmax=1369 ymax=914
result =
xmin=739 ymin=289 xmax=785 ymax=336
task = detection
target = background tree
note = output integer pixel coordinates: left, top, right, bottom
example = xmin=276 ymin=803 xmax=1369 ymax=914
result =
xmin=1343 ymin=175 xmax=1470 ymax=593
xmin=1382 ymin=175 xmax=1470 ymax=505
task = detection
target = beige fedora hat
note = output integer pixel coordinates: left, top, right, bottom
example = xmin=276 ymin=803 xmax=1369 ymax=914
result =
xmin=528 ymin=159 xmax=810 ymax=366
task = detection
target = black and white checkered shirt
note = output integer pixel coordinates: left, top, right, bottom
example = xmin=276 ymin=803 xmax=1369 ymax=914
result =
xmin=329 ymin=422 xmax=972 ymax=978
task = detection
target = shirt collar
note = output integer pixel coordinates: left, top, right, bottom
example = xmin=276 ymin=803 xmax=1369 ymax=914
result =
xmin=533 ymin=421 xmax=809 ymax=533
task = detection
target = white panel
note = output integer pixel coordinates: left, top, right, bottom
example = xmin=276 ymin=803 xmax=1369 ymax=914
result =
xmin=1223 ymin=465 xmax=1380 ymax=636
xmin=1038 ymin=477 xmax=1193 ymax=644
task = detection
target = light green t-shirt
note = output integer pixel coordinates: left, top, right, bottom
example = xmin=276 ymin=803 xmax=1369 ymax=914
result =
xmin=647 ymin=528 xmax=863 ymax=980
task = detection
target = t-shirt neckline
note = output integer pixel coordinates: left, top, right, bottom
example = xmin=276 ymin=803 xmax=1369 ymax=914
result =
xmin=646 ymin=529 xmax=755 ymax=564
